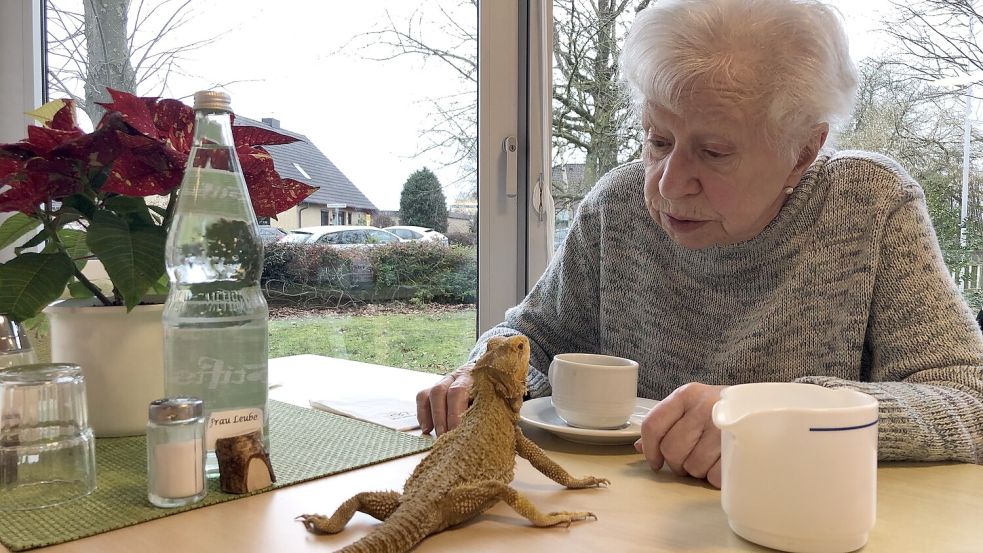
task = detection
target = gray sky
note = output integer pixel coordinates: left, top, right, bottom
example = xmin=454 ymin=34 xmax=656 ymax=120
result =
xmin=53 ymin=0 xmax=898 ymax=211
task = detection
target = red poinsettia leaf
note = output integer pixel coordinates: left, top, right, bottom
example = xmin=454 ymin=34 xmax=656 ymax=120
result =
xmin=0 ymin=182 xmax=43 ymax=215
xmin=0 ymin=158 xmax=21 ymax=180
xmin=102 ymin=145 xmax=184 ymax=196
xmin=96 ymin=88 xmax=159 ymax=139
xmin=233 ymin=125 xmax=299 ymax=147
xmin=48 ymin=100 xmax=79 ymax=131
xmin=52 ymin=122 xmax=124 ymax=168
xmin=236 ymin=145 xmax=275 ymax=176
xmin=153 ymin=99 xmax=195 ymax=155
xmin=246 ymin=172 xmax=316 ymax=218
xmin=0 ymin=165 xmax=80 ymax=214
xmin=25 ymin=126 xmax=84 ymax=154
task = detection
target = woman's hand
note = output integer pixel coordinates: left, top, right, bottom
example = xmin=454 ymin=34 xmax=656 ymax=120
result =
xmin=635 ymin=382 xmax=728 ymax=488
xmin=416 ymin=364 xmax=474 ymax=435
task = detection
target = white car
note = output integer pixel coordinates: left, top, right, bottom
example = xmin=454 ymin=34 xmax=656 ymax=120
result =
xmin=384 ymin=225 xmax=449 ymax=246
xmin=281 ymin=225 xmax=402 ymax=248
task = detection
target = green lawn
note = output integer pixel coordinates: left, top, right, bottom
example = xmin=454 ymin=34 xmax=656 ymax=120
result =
xmin=269 ymin=309 xmax=477 ymax=374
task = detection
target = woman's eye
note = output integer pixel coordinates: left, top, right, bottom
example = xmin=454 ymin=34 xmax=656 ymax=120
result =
xmin=703 ymin=149 xmax=730 ymax=159
xmin=648 ymin=138 xmax=671 ymax=150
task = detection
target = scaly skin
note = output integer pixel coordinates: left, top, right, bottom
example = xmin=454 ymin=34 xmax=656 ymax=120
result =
xmin=298 ymin=335 xmax=609 ymax=553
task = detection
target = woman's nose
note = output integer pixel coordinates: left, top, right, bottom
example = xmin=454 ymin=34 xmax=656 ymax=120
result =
xmin=658 ymin=149 xmax=700 ymax=200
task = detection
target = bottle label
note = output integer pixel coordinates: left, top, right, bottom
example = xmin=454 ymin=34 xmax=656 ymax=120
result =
xmin=206 ymin=407 xmax=263 ymax=450
xmin=163 ymin=319 xmax=269 ymax=450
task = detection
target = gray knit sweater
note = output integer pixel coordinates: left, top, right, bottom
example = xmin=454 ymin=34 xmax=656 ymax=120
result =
xmin=471 ymin=150 xmax=983 ymax=463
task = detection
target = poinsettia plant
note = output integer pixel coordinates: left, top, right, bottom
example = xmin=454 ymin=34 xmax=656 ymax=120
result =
xmin=0 ymin=88 xmax=316 ymax=321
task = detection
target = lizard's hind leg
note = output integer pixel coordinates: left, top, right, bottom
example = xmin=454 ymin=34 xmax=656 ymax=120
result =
xmin=440 ymin=480 xmax=596 ymax=528
xmin=298 ymin=491 xmax=402 ymax=534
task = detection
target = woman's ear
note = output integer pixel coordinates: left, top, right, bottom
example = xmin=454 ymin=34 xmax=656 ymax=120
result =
xmin=787 ymin=123 xmax=829 ymax=187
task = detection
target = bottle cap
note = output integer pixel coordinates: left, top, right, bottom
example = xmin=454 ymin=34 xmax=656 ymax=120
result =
xmin=0 ymin=314 xmax=32 ymax=355
xmin=193 ymin=90 xmax=232 ymax=112
xmin=149 ymin=397 xmax=204 ymax=424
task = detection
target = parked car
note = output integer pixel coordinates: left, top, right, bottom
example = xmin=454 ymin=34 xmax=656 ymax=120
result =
xmin=257 ymin=225 xmax=287 ymax=244
xmin=384 ymin=225 xmax=449 ymax=246
xmin=281 ymin=225 xmax=402 ymax=248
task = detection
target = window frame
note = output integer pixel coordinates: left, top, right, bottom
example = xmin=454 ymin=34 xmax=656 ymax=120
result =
xmin=6 ymin=1 xmax=540 ymax=339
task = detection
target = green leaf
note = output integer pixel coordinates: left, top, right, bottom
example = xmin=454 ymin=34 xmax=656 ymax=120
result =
xmin=14 ymin=229 xmax=50 ymax=254
xmin=105 ymin=195 xmax=155 ymax=226
xmin=150 ymin=273 xmax=170 ymax=295
xmin=0 ymin=213 xmax=40 ymax=251
xmin=68 ymin=279 xmax=96 ymax=299
xmin=55 ymin=229 xmax=91 ymax=260
xmin=0 ymin=252 xmax=74 ymax=321
xmin=86 ymin=210 xmax=166 ymax=311
xmin=60 ymin=194 xmax=96 ymax=220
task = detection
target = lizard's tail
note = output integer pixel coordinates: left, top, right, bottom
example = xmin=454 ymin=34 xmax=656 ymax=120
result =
xmin=334 ymin=507 xmax=435 ymax=553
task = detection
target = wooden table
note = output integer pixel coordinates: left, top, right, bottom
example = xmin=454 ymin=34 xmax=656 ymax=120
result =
xmin=11 ymin=354 xmax=983 ymax=553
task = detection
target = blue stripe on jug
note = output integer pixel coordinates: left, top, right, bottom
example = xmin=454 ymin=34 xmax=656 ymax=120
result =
xmin=808 ymin=420 xmax=878 ymax=432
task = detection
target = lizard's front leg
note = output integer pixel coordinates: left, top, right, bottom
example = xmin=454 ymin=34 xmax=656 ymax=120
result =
xmin=441 ymin=480 xmax=596 ymax=527
xmin=298 ymin=491 xmax=402 ymax=534
xmin=515 ymin=428 xmax=611 ymax=488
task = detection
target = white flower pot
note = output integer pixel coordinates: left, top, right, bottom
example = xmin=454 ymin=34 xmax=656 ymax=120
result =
xmin=44 ymin=298 xmax=164 ymax=437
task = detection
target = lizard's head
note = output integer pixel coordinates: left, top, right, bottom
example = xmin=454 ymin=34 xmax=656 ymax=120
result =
xmin=471 ymin=335 xmax=530 ymax=407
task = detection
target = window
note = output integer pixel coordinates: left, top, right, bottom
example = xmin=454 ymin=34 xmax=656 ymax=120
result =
xmin=545 ymin=0 xmax=983 ymax=310
xmin=5 ymin=1 xmax=526 ymax=374
xmin=292 ymin=163 xmax=312 ymax=180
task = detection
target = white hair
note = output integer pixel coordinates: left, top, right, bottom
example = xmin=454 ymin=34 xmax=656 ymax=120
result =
xmin=620 ymin=0 xmax=858 ymax=156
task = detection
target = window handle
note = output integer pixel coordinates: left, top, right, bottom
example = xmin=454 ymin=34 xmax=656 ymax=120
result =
xmin=503 ymin=136 xmax=517 ymax=198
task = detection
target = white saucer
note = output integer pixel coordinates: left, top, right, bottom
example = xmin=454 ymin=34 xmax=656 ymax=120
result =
xmin=519 ymin=397 xmax=659 ymax=445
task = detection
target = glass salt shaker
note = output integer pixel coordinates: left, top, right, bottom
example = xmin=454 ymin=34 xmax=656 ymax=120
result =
xmin=147 ymin=397 xmax=206 ymax=508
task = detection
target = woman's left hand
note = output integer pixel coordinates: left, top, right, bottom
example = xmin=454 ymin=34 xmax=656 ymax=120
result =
xmin=635 ymin=382 xmax=728 ymax=488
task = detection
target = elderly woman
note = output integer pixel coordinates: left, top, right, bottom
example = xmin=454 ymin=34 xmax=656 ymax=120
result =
xmin=417 ymin=0 xmax=983 ymax=487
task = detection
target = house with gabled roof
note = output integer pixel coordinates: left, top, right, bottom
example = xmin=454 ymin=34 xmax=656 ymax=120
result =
xmin=234 ymin=116 xmax=377 ymax=229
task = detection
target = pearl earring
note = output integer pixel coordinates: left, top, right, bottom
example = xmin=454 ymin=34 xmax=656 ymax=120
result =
xmin=784 ymin=187 xmax=794 ymax=195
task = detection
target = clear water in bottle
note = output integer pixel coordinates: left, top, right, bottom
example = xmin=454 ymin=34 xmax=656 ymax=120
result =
xmin=163 ymin=94 xmax=269 ymax=476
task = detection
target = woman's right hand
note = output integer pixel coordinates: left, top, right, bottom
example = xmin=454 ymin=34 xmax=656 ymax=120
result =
xmin=416 ymin=364 xmax=474 ymax=435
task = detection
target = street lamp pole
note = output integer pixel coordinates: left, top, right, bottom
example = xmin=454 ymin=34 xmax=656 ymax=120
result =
xmin=961 ymin=83 xmax=972 ymax=247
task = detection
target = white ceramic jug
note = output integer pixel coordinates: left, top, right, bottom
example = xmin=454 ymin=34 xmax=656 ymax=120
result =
xmin=712 ymin=383 xmax=878 ymax=553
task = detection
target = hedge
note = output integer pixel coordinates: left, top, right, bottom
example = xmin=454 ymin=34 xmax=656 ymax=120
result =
xmin=261 ymin=241 xmax=476 ymax=306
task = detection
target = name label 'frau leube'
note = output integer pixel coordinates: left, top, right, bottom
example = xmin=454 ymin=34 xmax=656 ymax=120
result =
xmin=209 ymin=412 xmax=259 ymax=428
xmin=206 ymin=407 xmax=263 ymax=449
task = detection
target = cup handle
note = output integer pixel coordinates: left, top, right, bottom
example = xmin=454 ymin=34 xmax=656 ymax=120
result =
xmin=547 ymin=359 xmax=555 ymax=387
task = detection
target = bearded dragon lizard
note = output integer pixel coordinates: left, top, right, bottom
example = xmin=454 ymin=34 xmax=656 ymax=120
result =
xmin=298 ymin=335 xmax=609 ymax=553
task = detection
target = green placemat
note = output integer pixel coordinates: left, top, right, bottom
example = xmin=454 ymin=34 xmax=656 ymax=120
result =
xmin=0 ymin=400 xmax=433 ymax=551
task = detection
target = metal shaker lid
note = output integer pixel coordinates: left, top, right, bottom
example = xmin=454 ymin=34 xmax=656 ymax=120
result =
xmin=0 ymin=314 xmax=32 ymax=355
xmin=149 ymin=397 xmax=204 ymax=424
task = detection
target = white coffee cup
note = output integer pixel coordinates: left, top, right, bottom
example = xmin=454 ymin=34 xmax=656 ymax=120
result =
xmin=547 ymin=353 xmax=639 ymax=429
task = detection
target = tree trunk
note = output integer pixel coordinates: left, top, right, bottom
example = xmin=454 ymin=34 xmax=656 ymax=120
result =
xmin=83 ymin=0 xmax=137 ymax=124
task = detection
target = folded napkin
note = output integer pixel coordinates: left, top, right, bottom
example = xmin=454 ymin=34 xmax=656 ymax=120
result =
xmin=310 ymin=396 xmax=419 ymax=431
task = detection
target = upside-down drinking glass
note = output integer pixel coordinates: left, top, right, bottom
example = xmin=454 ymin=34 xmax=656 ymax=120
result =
xmin=0 ymin=363 xmax=97 ymax=510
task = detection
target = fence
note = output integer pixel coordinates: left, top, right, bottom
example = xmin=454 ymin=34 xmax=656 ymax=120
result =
xmin=948 ymin=251 xmax=983 ymax=290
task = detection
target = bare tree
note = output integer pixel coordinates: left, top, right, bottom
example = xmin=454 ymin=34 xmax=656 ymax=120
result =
xmin=46 ymin=0 xmax=223 ymax=124
xmin=357 ymin=0 xmax=648 ymax=202
xmin=356 ymin=2 xmax=478 ymax=191
xmin=552 ymin=0 xmax=648 ymax=201
xmin=882 ymin=0 xmax=983 ymax=84
xmin=873 ymin=1 xmax=983 ymax=252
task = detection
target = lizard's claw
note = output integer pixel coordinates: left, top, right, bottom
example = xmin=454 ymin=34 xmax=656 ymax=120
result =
xmin=296 ymin=514 xmax=339 ymax=534
xmin=566 ymin=476 xmax=610 ymax=488
xmin=542 ymin=511 xmax=597 ymax=527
